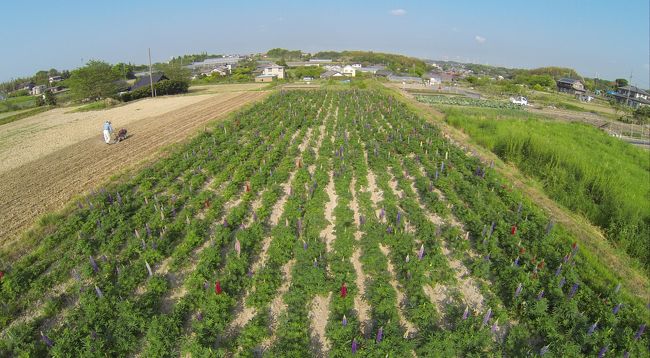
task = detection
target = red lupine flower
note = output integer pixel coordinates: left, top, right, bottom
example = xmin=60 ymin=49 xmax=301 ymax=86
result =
xmin=341 ymin=282 xmax=347 ymax=298
xmin=215 ymin=281 xmax=222 ymax=295
xmin=511 ymin=226 xmax=517 ymax=235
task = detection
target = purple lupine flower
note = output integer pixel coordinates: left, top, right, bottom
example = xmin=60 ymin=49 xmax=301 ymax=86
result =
xmin=488 ymin=221 xmax=496 ymax=237
xmin=223 ymin=218 xmax=229 ymax=227
xmin=635 ymin=323 xmax=646 ymax=340
xmin=40 ymin=331 xmax=53 ymax=347
xmin=624 ymin=351 xmax=630 ymax=358
xmin=386 ymin=226 xmax=393 ymax=234
xmin=440 ymin=162 xmax=445 ymax=172
xmin=482 ymin=308 xmax=492 ymax=326
xmin=352 ymin=339 xmax=358 ymax=353
xmin=540 ymin=345 xmax=550 ymax=355
xmin=568 ymin=283 xmax=579 ymax=299
xmin=89 ymin=256 xmax=99 ymax=273
xmin=196 ymin=312 xmax=203 ymax=321
xmin=613 ymin=303 xmax=622 ymax=315
xmin=203 ymin=281 xmax=209 ymax=290
xmin=94 ymin=285 xmax=104 ymax=298
xmin=462 ymin=306 xmax=469 ymax=320
xmin=555 ymin=264 xmax=562 ymax=277
xmin=484 ymin=253 xmax=491 ymax=262
xmin=513 ymin=256 xmax=520 ymax=267
xmin=417 ymin=244 xmax=424 ymax=260
xmin=563 ymin=254 xmax=570 ymax=263
xmin=145 ymin=260 xmax=153 ymax=277
xmin=303 ymin=240 xmax=308 ymax=250
xmin=598 ymin=346 xmax=607 ymax=358
xmin=376 ymin=327 xmax=383 ymax=343
xmin=514 ymin=283 xmax=522 ymax=297
xmin=146 ymin=224 xmax=152 ymax=237
xmin=379 ymin=208 xmax=385 ymax=220
xmin=545 ymin=220 xmax=554 ymax=235
xmin=491 ymin=320 xmax=498 ymax=333
xmin=77 ymin=201 xmax=83 ymax=209
xmin=396 ymin=212 xmax=401 ymax=225
xmin=107 ymin=193 xmax=113 ymax=205
xmin=587 ymin=322 xmax=598 ymax=335
xmin=313 ymin=258 xmax=318 ymax=267
xmin=342 ymin=315 xmax=347 ymax=326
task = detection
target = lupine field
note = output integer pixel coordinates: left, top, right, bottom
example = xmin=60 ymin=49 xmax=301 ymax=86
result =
xmin=0 ymin=90 xmax=648 ymax=357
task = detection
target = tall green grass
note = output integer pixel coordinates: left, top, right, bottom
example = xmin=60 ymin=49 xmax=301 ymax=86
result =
xmin=444 ymin=106 xmax=650 ymax=271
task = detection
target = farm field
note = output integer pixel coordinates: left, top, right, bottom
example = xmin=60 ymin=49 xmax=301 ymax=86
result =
xmin=0 ymin=90 xmax=268 ymax=248
xmin=0 ymin=90 xmax=647 ymax=357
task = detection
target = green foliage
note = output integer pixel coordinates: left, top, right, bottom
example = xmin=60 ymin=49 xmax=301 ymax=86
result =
xmin=266 ymin=48 xmax=302 ymax=59
xmin=514 ymin=74 xmax=555 ymax=88
xmin=111 ymin=62 xmax=136 ymax=79
xmin=0 ymin=107 xmax=49 ymax=126
xmin=633 ymin=106 xmax=650 ymax=124
xmin=121 ymin=80 xmax=189 ymax=102
xmin=67 ymin=60 xmax=120 ymax=100
xmin=615 ymin=78 xmax=629 ymax=87
xmin=43 ymin=91 xmax=56 ymax=106
xmin=443 ymin=106 xmax=650 ymax=271
xmin=154 ymin=64 xmax=191 ymax=84
xmin=7 ymin=90 xmax=29 ymax=98
xmin=312 ymin=50 xmax=430 ymax=76
xmin=526 ymin=66 xmax=582 ymax=80
xmin=287 ymin=66 xmax=324 ymax=79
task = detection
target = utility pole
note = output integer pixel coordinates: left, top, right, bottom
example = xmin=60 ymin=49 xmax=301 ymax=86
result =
xmin=148 ymin=48 xmax=154 ymax=98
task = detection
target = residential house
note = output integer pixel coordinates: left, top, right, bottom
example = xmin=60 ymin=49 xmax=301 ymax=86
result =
xmin=375 ymin=70 xmax=393 ymax=77
xmin=131 ymin=73 xmax=169 ymax=91
xmin=323 ymin=65 xmax=343 ymax=72
xmin=30 ymin=85 xmax=47 ymax=95
xmin=309 ymin=59 xmax=333 ymax=64
xmin=388 ymin=75 xmax=422 ymax=84
xmin=48 ymin=76 xmax=63 ymax=84
xmin=342 ymin=65 xmax=356 ymax=77
xmin=556 ymin=78 xmax=586 ymax=95
xmin=611 ymin=85 xmax=650 ymax=108
xmin=351 ymin=63 xmax=362 ymax=68
xmin=357 ymin=66 xmax=385 ymax=74
xmin=321 ymin=70 xmax=344 ymax=79
xmin=286 ymin=61 xmax=321 ymax=67
xmin=255 ymin=74 xmax=276 ymax=83
xmin=426 ymin=72 xmax=456 ymax=84
xmin=20 ymin=82 xmax=35 ymax=91
xmin=185 ymin=57 xmax=242 ymax=72
xmin=263 ymin=65 xmax=285 ymax=79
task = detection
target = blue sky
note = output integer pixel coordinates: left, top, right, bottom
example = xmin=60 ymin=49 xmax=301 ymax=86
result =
xmin=3 ymin=0 xmax=649 ymax=87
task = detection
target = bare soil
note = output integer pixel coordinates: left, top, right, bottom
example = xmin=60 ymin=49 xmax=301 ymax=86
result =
xmin=0 ymin=91 xmax=268 ymax=248
xmin=309 ymin=293 xmax=332 ymax=357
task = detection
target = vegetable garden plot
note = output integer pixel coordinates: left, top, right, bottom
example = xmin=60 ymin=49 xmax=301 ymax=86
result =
xmin=0 ymin=90 xmax=647 ymax=357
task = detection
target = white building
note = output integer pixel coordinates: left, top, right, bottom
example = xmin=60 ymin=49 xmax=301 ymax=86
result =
xmin=351 ymin=63 xmax=362 ymax=68
xmin=31 ymin=85 xmax=47 ymax=96
xmin=263 ymin=65 xmax=285 ymax=79
xmin=342 ymin=65 xmax=356 ymax=77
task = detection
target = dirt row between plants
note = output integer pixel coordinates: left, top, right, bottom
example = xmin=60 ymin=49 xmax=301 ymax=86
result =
xmin=0 ymin=91 xmax=269 ymax=250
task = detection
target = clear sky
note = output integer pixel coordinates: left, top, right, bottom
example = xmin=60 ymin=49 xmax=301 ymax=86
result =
xmin=2 ymin=0 xmax=649 ymax=87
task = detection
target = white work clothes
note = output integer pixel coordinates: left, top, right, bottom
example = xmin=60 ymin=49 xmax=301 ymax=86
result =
xmin=103 ymin=129 xmax=111 ymax=144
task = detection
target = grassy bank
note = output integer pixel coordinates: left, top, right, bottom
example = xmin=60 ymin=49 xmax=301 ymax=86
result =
xmin=443 ymin=106 xmax=650 ymax=271
xmin=0 ymin=107 xmax=50 ymax=126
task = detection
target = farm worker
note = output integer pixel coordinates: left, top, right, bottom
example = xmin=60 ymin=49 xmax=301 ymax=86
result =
xmin=340 ymin=282 xmax=347 ymax=298
xmin=102 ymin=120 xmax=113 ymax=144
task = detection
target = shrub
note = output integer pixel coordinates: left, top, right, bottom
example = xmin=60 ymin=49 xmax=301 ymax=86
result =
xmin=121 ymin=80 xmax=189 ymax=102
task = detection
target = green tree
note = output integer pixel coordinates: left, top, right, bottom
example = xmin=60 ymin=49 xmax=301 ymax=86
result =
xmin=615 ymin=78 xmax=629 ymax=87
xmin=67 ymin=61 xmax=120 ymax=100
xmin=112 ymin=63 xmax=136 ymax=79
xmin=44 ymin=91 xmax=57 ymax=106
xmin=155 ymin=63 xmax=191 ymax=84
xmin=33 ymin=70 xmax=49 ymax=85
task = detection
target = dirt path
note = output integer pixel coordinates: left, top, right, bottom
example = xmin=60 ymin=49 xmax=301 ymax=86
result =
xmin=0 ymin=91 xmax=268 ymax=248
xmin=390 ymin=85 xmax=649 ymax=300
xmin=309 ymin=293 xmax=332 ymax=357
xmin=260 ymin=259 xmax=295 ymax=350
xmin=321 ymin=170 xmax=337 ymax=254
xmin=378 ymin=244 xmax=417 ymax=336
